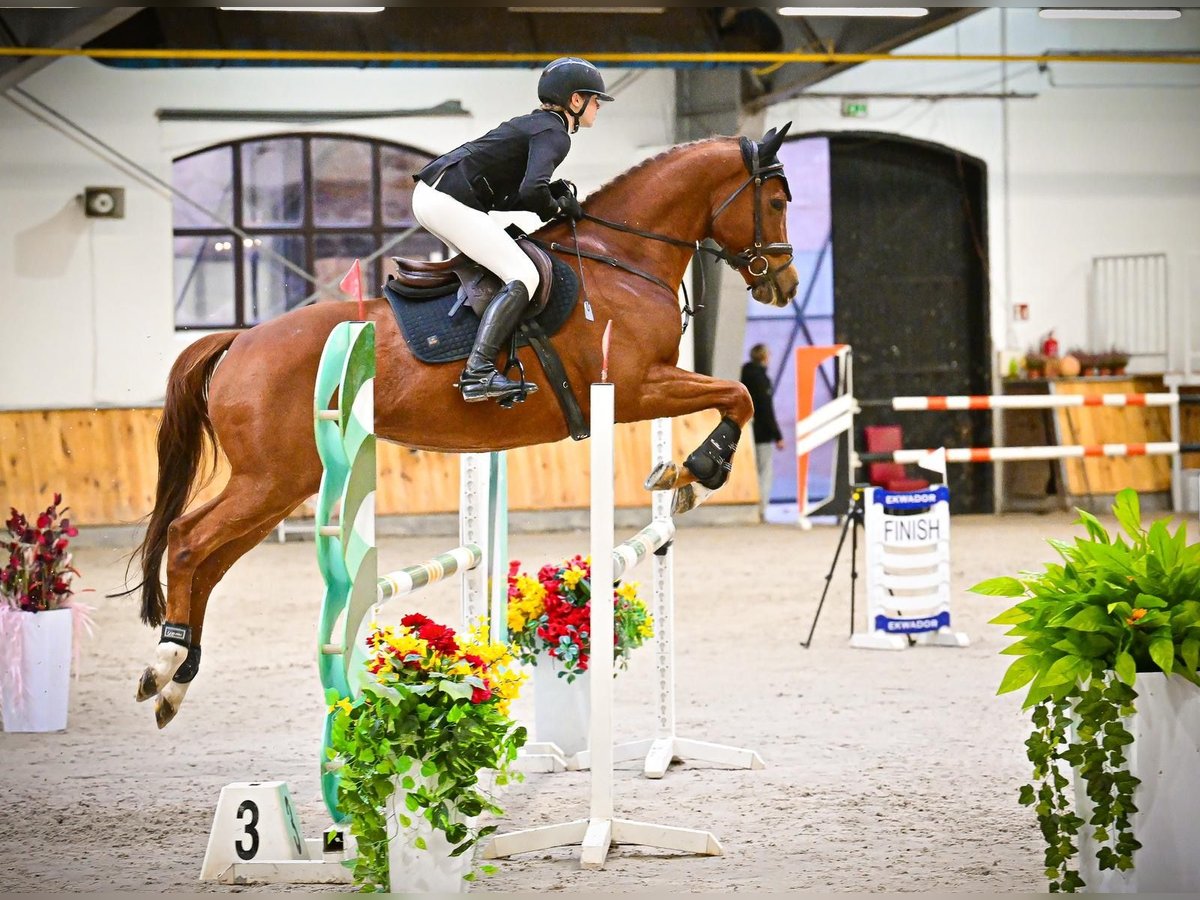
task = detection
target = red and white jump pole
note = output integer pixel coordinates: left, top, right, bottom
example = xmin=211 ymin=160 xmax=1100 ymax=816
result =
xmin=791 ymin=345 xmax=1190 ymax=514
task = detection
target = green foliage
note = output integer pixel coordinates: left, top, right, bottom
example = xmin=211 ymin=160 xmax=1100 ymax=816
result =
xmin=327 ymin=621 xmax=527 ymax=892
xmin=971 ymin=488 xmax=1200 ymax=892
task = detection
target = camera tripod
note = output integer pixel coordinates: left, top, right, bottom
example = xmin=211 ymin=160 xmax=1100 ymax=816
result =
xmin=800 ymin=486 xmax=867 ymax=649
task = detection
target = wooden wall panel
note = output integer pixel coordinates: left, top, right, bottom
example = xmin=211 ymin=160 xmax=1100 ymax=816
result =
xmin=1052 ymin=379 xmax=1172 ymax=495
xmin=1 ymin=407 xmax=758 ymax=526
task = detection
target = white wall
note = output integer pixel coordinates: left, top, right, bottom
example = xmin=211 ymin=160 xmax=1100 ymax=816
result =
xmin=765 ymin=8 xmax=1200 ymax=374
xmin=0 ymin=59 xmax=675 ymax=409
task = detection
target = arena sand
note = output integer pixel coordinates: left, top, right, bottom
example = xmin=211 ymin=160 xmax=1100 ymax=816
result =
xmin=1 ymin=512 xmax=1084 ymax=892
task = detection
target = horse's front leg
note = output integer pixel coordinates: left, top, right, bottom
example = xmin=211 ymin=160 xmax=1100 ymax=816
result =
xmin=629 ymin=364 xmax=754 ymax=515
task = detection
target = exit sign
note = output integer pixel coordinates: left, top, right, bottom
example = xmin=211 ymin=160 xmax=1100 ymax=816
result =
xmin=841 ymin=99 xmax=868 ymax=118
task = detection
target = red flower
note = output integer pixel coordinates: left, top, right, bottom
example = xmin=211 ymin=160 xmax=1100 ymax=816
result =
xmin=417 ymin=622 xmax=459 ymax=655
xmin=509 ymin=559 xmax=521 ymax=577
xmin=470 ymin=682 xmax=493 ymax=704
xmin=401 ymin=613 xmax=432 ymax=629
xmin=463 ymin=653 xmax=487 ymax=669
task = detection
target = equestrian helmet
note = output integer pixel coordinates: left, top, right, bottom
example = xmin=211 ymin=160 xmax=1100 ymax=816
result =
xmin=538 ymin=57 xmax=615 ymax=107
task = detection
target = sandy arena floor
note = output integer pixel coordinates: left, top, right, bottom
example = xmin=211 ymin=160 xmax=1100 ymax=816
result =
xmin=0 ymin=511 xmax=1088 ymax=893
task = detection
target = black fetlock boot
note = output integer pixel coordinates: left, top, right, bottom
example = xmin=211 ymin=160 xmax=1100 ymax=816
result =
xmin=459 ymin=281 xmax=540 ymax=404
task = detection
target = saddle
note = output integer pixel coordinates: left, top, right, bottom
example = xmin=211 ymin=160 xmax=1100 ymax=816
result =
xmin=390 ymin=235 xmax=556 ymax=320
xmin=380 ymin=236 xmax=590 ymax=441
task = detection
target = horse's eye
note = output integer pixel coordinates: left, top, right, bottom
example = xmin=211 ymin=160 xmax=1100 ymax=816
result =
xmin=770 ymin=199 xmax=785 ymax=211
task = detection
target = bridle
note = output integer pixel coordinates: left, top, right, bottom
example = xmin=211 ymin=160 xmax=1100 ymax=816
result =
xmin=542 ymin=143 xmax=795 ymax=327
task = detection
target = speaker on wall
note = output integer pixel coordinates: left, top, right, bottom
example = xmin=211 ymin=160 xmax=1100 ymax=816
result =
xmin=82 ymin=186 xmax=125 ymax=219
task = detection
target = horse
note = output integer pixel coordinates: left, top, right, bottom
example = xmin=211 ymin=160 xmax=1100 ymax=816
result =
xmin=132 ymin=123 xmax=799 ymax=728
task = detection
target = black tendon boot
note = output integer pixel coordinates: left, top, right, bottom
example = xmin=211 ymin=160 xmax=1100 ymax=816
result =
xmin=459 ymin=280 xmax=540 ymax=403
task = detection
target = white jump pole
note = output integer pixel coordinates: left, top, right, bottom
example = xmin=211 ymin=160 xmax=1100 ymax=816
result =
xmin=482 ymin=379 xmax=723 ymax=869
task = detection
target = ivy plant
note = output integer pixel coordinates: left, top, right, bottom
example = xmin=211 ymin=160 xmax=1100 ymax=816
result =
xmin=327 ymin=615 xmax=528 ymax=892
xmin=972 ymin=488 xmax=1200 ymax=892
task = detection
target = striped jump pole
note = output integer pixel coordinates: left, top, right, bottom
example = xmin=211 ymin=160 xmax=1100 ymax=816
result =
xmin=483 ymin=379 xmax=724 ymax=869
xmin=891 ymin=393 xmax=1179 ymax=411
xmin=878 ymin=442 xmax=1181 ymax=465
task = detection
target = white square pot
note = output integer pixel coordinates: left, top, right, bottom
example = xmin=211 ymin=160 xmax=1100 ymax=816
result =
xmin=0 ymin=607 xmax=73 ymax=732
xmin=532 ymin=652 xmax=590 ymax=757
xmin=1076 ymin=672 xmax=1200 ymax=892
xmin=385 ymin=771 xmax=475 ymax=893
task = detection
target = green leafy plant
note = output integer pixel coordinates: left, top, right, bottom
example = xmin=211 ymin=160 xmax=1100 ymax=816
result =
xmin=971 ymin=488 xmax=1200 ymax=892
xmin=327 ymin=614 xmax=527 ymax=892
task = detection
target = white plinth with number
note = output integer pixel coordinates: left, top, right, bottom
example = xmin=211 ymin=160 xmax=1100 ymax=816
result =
xmin=199 ymin=781 xmax=351 ymax=884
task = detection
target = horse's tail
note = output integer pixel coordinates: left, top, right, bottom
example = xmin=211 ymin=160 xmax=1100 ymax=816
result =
xmin=134 ymin=331 xmax=238 ymax=627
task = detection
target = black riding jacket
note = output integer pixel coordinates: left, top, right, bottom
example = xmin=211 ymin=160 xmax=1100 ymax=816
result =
xmin=415 ymin=109 xmax=571 ymax=221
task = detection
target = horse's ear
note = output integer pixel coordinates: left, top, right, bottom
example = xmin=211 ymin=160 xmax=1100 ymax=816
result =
xmin=759 ymin=121 xmax=791 ymax=164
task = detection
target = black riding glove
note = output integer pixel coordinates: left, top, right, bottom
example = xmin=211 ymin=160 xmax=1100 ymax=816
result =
xmin=549 ymin=179 xmax=574 ymax=200
xmin=557 ymin=193 xmax=583 ymax=222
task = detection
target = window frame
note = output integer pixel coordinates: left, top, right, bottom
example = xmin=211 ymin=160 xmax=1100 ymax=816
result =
xmin=172 ymin=131 xmax=436 ymax=330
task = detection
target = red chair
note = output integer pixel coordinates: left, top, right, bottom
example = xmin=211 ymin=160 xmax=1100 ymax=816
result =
xmin=864 ymin=425 xmax=930 ymax=492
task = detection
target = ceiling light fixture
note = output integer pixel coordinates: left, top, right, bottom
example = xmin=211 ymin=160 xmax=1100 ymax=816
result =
xmin=778 ymin=7 xmax=928 ymax=17
xmin=507 ymin=6 xmax=666 ymax=13
xmin=1038 ymin=8 xmax=1181 ymax=19
xmin=219 ymin=6 xmax=386 ymax=13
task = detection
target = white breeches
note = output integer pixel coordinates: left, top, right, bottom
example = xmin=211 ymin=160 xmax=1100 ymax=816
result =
xmin=411 ymin=179 xmax=540 ymax=297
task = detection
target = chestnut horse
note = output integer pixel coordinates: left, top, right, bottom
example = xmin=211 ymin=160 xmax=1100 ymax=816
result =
xmin=133 ymin=124 xmax=798 ymax=727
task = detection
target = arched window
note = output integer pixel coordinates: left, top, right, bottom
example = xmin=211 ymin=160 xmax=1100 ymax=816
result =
xmin=172 ymin=133 xmax=441 ymax=329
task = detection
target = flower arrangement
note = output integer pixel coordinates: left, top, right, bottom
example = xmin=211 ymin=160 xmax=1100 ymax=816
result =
xmin=507 ymin=555 xmax=654 ymax=682
xmin=327 ymin=613 xmax=527 ymax=892
xmin=971 ymin=489 xmax=1200 ymax=892
xmin=2 ymin=494 xmax=79 ymax=612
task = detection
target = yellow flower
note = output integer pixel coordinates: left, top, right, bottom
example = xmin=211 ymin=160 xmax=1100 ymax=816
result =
xmin=562 ymin=566 xmax=585 ymax=590
xmin=616 ymin=581 xmax=641 ymax=602
xmin=638 ymin=614 xmax=655 ymax=639
xmin=328 ymin=696 xmax=354 ymax=716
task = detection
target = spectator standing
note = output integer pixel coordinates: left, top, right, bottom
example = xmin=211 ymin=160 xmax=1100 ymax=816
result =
xmin=740 ymin=343 xmax=784 ymax=521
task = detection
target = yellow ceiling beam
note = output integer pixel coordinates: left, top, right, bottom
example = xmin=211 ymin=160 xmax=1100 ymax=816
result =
xmin=0 ymin=47 xmax=1198 ymax=65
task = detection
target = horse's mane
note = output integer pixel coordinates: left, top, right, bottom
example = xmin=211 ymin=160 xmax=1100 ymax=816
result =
xmin=587 ymin=135 xmax=738 ymax=203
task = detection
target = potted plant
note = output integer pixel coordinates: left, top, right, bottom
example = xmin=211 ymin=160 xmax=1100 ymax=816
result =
xmin=971 ymin=488 xmax=1200 ymax=892
xmin=1024 ymin=350 xmax=1048 ymax=379
xmin=0 ymin=494 xmax=92 ymax=732
xmin=1105 ymin=347 xmax=1131 ymax=377
xmin=507 ymin=555 xmax=654 ymax=756
xmin=327 ymin=614 xmax=527 ymax=893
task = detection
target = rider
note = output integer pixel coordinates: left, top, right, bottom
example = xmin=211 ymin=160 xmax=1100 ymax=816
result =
xmin=411 ymin=57 xmax=613 ymax=404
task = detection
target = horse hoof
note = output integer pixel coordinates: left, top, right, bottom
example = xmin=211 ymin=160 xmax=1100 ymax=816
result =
xmin=644 ymin=461 xmax=680 ymax=492
xmin=135 ymin=667 xmax=159 ymax=702
xmin=137 ymin=642 xmax=188 ymax=703
xmin=155 ymin=680 xmax=190 ymax=729
xmin=672 ymin=483 xmax=715 ymax=516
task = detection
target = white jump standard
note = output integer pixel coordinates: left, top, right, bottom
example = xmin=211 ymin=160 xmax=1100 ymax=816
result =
xmin=483 ymin=382 xmax=725 ymax=869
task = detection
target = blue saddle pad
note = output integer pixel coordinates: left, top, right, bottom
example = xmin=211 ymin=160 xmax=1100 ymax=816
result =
xmin=382 ymin=256 xmax=580 ymax=364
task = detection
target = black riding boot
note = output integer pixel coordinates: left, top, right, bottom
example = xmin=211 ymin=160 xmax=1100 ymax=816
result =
xmin=459 ymin=280 xmax=539 ymax=403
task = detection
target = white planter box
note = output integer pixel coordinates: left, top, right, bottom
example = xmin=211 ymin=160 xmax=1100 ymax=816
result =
xmin=1076 ymin=672 xmax=1200 ymax=892
xmin=385 ymin=772 xmax=474 ymax=893
xmin=0 ymin=607 xmax=72 ymax=733
xmin=532 ymin=652 xmax=590 ymax=757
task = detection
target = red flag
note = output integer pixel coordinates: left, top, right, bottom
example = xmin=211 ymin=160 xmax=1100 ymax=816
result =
xmin=339 ymin=258 xmax=364 ymax=320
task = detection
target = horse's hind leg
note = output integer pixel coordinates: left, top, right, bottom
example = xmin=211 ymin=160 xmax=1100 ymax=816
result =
xmin=137 ymin=473 xmax=312 ymax=727
xmin=632 ymin=365 xmax=754 ymax=514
